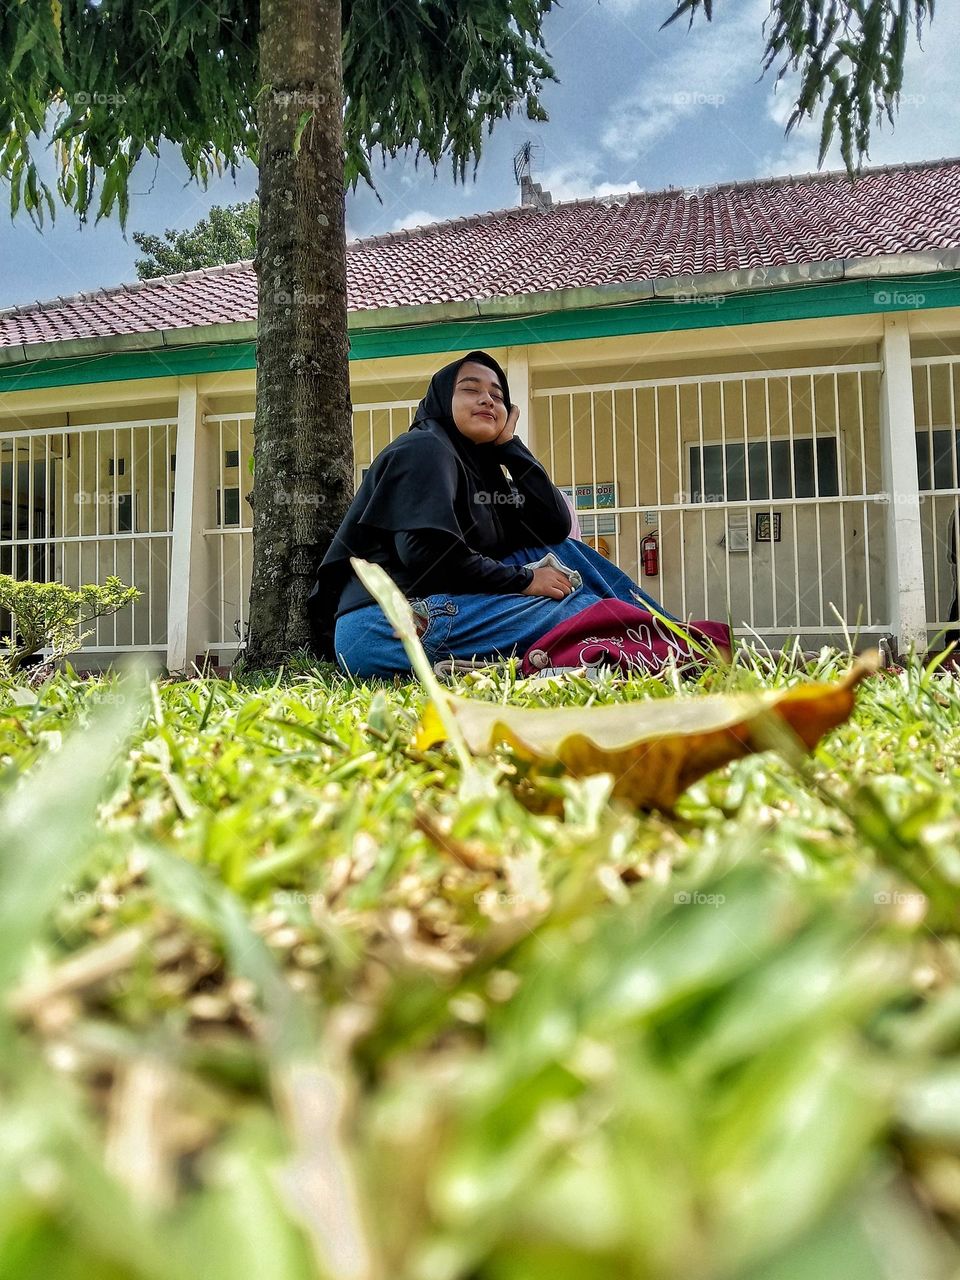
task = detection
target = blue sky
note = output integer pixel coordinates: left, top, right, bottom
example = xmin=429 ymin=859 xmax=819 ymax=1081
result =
xmin=2 ymin=0 xmax=958 ymax=309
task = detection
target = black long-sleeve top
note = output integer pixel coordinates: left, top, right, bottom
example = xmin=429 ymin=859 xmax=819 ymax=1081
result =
xmin=334 ymin=435 xmax=572 ymax=618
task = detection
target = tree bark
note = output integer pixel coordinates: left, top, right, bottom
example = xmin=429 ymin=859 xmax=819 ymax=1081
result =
xmin=246 ymin=0 xmax=353 ymax=669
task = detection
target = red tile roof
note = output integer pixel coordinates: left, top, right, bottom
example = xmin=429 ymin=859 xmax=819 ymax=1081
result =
xmin=2 ymin=156 xmax=960 ymax=352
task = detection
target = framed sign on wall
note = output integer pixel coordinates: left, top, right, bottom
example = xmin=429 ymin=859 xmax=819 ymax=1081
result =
xmin=558 ymin=483 xmax=617 ymax=537
xmin=755 ymin=512 xmax=782 ymax=543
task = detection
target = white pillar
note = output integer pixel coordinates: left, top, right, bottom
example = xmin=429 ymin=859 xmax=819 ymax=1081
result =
xmin=879 ymin=314 xmax=927 ymax=654
xmin=506 ymin=346 xmax=532 ymax=448
xmin=167 ymin=378 xmax=214 ymax=672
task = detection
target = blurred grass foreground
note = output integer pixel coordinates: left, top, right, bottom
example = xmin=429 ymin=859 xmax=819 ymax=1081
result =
xmin=3 ymin=649 xmax=960 ymax=1280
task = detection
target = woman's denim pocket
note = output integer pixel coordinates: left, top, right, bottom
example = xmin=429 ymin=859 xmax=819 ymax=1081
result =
xmin=410 ymin=599 xmax=431 ymax=640
xmin=411 ymin=595 xmax=458 ymax=654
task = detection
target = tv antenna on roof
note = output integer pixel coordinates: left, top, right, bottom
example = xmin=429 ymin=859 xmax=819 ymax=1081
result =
xmin=513 ymin=140 xmax=543 ymax=185
xmin=513 ymin=141 xmax=551 ymax=209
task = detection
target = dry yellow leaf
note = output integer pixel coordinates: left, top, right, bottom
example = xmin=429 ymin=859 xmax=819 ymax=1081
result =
xmin=414 ymin=654 xmax=878 ymax=810
xmin=347 ymin=556 xmax=877 ymax=811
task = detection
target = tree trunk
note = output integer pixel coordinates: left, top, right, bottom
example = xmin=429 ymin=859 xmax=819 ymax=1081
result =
xmin=246 ymin=0 xmax=353 ymax=668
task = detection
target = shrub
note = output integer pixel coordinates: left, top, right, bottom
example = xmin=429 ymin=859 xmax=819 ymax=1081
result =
xmin=0 ymin=574 xmax=140 ymax=676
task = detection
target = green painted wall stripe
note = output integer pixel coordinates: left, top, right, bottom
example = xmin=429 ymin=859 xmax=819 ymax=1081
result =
xmin=0 ymin=341 xmax=256 ymax=393
xmin=1 ymin=272 xmax=957 ymax=394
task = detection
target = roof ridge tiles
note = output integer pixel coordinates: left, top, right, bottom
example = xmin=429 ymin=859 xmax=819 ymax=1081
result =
xmin=343 ymin=154 xmax=960 ymax=251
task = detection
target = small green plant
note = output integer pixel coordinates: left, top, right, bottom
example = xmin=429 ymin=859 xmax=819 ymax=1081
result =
xmin=0 ymin=574 xmax=140 ymax=676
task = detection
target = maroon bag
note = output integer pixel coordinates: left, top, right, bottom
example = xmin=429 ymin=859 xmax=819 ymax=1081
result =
xmin=521 ymin=599 xmax=733 ymax=677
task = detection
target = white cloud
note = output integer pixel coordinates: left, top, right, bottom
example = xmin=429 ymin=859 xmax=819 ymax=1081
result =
xmin=590 ymin=180 xmax=646 ymax=198
xmin=536 ymin=159 xmax=645 ymax=203
xmin=599 ymin=0 xmax=771 ymax=163
xmin=389 ymin=208 xmax=445 ymax=232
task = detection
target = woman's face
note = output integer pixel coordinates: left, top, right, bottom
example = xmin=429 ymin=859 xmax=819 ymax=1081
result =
xmin=451 ymin=361 xmax=509 ymax=443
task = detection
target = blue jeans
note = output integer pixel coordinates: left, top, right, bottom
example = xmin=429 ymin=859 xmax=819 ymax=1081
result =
xmin=333 ymin=538 xmax=669 ymax=679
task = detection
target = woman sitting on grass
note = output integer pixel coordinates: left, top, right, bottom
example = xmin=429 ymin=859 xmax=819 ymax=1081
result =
xmin=309 ymin=350 xmax=667 ymax=678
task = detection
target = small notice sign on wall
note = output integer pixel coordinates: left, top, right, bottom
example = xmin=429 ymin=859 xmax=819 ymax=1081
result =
xmin=558 ymin=483 xmax=617 ymax=536
xmin=755 ymin=512 xmax=782 ymax=542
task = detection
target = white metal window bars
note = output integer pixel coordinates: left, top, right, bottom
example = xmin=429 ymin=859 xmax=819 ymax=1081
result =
xmin=1 ymin=365 xmax=912 ymax=660
xmin=0 ymin=419 xmax=176 ymax=655
xmin=201 ymin=402 xmax=419 ymax=651
xmin=202 ymin=414 xmax=254 ymax=651
xmin=912 ymin=356 xmax=960 ymax=639
xmin=534 ymin=363 xmax=888 ymax=640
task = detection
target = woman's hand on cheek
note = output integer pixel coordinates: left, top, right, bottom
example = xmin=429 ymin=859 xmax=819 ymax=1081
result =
xmin=494 ymin=403 xmax=520 ymax=445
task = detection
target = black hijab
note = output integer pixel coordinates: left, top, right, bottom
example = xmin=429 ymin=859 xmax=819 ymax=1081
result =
xmin=408 ymin=350 xmax=516 ymax=492
xmin=307 ymin=351 xmax=519 ymax=655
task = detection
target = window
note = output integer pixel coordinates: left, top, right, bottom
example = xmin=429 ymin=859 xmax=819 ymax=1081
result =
xmin=113 ymin=492 xmax=135 ymax=534
xmin=224 ymin=449 xmax=240 ymax=469
xmin=689 ymin=438 xmax=840 ymax=503
xmin=216 ymin=486 xmax=241 ymax=527
xmin=1 ymin=458 xmax=49 ymax=540
xmin=916 ymin=429 xmax=960 ymax=491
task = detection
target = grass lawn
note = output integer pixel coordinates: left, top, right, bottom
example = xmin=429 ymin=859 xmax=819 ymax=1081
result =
xmin=2 ymin=649 xmax=960 ymax=1279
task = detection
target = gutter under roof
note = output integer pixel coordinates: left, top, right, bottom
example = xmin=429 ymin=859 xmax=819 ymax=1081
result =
xmin=0 ymin=248 xmax=958 ymax=371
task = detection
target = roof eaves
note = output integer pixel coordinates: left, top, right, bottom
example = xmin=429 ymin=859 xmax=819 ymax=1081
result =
xmin=2 ymin=247 xmax=958 ymax=370
xmin=352 ymin=248 xmax=960 ymax=331
xmin=0 ymin=319 xmax=257 ymax=369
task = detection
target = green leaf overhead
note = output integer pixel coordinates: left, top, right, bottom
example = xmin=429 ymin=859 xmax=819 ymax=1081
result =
xmin=0 ymin=0 xmax=558 ymax=227
xmin=662 ymin=0 xmax=935 ymax=174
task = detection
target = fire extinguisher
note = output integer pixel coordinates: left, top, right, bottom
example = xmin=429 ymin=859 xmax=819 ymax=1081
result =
xmin=641 ymin=531 xmax=659 ymax=577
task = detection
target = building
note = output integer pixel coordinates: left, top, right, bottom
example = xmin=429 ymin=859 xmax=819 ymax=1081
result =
xmin=2 ymin=155 xmax=960 ymax=669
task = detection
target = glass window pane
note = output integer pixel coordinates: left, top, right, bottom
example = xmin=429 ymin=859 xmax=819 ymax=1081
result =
xmin=689 ymin=435 xmax=841 ymax=502
xmin=689 ymin=445 xmax=703 ymax=502
xmin=218 ymin=486 xmax=241 ymax=526
xmin=116 ymin=493 xmax=134 ymax=534
xmin=792 ymin=439 xmax=815 ymax=498
xmin=705 ymin=447 xmax=726 ymax=502
xmin=916 ymin=433 xmax=932 ymax=491
xmin=771 ymin=440 xmax=793 ymax=499
xmin=747 ymin=442 xmax=771 ymax=500
xmin=724 ymin=443 xmax=747 ymax=501
xmin=914 ymin=430 xmax=960 ymax=491
xmin=934 ymin=430 xmax=957 ymax=490
xmin=816 ymin=437 xmax=840 ymax=497
xmin=690 ymin=445 xmax=725 ymax=502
